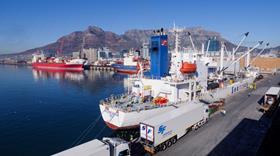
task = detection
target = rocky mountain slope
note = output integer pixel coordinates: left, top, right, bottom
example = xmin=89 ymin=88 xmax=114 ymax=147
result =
xmin=1 ymin=25 xmax=268 ymax=59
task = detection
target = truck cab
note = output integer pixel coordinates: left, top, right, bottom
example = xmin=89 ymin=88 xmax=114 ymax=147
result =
xmin=102 ymin=137 xmax=131 ymax=156
xmin=53 ymin=137 xmax=130 ymax=156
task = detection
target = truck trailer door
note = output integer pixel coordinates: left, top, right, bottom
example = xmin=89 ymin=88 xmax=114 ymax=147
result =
xmin=140 ymin=123 xmax=154 ymax=142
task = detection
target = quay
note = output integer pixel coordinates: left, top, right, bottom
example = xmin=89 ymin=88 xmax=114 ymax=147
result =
xmin=157 ymin=73 xmax=280 ymax=156
xmin=90 ymin=65 xmax=114 ymax=71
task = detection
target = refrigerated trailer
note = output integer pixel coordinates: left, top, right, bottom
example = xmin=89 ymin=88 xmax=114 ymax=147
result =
xmin=260 ymin=87 xmax=280 ymax=113
xmin=140 ymin=101 xmax=209 ymax=154
xmin=53 ymin=137 xmax=130 ymax=156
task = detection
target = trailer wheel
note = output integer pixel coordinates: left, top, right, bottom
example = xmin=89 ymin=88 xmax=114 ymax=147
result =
xmin=171 ymin=137 xmax=177 ymax=144
xmin=192 ymin=124 xmax=198 ymax=130
xmin=154 ymin=146 xmax=160 ymax=153
xmin=161 ymin=143 xmax=167 ymax=151
xmin=167 ymin=140 xmax=172 ymax=147
xmin=198 ymin=121 xmax=203 ymax=127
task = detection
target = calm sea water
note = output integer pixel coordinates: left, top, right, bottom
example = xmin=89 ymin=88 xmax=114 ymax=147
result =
xmin=0 ymin=65 xmax=130 ymax=156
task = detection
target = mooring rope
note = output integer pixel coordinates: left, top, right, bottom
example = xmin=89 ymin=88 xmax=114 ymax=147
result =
xmin=70 ymin=115 xmax=102 ymax=147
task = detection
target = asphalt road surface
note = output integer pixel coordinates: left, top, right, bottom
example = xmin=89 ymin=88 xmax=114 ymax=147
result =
xmin=157 ymin=74 xmax=280 ymax=156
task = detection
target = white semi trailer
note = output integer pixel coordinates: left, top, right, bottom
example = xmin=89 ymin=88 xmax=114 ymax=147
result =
xmin=140 ymin=101 xmax=210 ymax=154
xmin=53 ymin=137 xmax=130 ymax=156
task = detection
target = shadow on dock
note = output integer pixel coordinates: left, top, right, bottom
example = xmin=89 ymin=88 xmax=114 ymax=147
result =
xmin=208 ymin=106 xmax=279 ymax=156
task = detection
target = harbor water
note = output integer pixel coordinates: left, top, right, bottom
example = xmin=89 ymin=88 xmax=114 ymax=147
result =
xmin=0 ymin=65 xmax=132 ymax=156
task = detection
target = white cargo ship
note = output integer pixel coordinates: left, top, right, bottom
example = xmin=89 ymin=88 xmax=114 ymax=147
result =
xmin=99 ymin=28 xmax=261 ymax=130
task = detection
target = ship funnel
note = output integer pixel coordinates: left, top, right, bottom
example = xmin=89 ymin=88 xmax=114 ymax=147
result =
xmin=149 ymin=29 xmax=169 ymax=78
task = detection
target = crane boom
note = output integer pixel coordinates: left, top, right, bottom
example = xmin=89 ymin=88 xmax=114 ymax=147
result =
xmin=221 ymin=41 xmax=263 ymax=72
xmin=248 ymin=43 xmax=269 ymax=67
xmin=206 ymin=39 xmax=210 ymax=55
xmin=232 ymin=32 xmax=249 ymax=56
xmin=188 ymin=32 xmax=197 ymax=52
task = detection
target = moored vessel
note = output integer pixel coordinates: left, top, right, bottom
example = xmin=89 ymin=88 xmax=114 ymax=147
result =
xmin=112 ymin=52 xmax=140 ymax=74
xmin=99 ymin=28 xmax=261 ymax=130
xmin=31 ymin=53 xmax=85 ymax=71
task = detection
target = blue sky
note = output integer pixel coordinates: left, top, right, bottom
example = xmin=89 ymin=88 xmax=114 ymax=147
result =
xmin=0 ymin=0 xmax=279 ymax=54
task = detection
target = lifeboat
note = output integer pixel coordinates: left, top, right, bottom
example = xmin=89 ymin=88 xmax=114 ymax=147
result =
xmin=180 ymin=62 xmax=197 ymax=74
xmin=153 ymin=97 xmax=168 ymax=105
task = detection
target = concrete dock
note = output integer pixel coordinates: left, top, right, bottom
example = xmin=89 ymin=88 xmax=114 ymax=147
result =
xmin=157 ymin=74 xmax=280 ymax=156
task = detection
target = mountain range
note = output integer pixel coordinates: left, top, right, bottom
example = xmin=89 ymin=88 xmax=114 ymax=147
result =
xmin=0 ymin=25 xmax=278 ymax=59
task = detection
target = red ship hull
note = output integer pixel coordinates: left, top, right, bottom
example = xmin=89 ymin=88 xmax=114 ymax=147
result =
xmin=105 ymin=122 xmax=139 ymax=130
xmin=32 ymin=63 xmax=84 ymax=71
xmin=116 ymin=68 xmax=139 ymax=74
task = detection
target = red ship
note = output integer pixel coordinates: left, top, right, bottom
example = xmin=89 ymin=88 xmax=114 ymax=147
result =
xmin=31 ymin=54 xmax=84 ymax=71
xmin=32 ymin=62 xmax=84 ymax=71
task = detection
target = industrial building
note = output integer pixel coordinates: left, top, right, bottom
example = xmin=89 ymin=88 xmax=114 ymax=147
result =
xmin=240 ymin=56 xmax=280 ymax=74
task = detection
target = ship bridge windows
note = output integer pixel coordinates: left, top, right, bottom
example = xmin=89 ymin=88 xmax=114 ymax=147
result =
xmin=177 ymin=83 xmax=189 ymax=89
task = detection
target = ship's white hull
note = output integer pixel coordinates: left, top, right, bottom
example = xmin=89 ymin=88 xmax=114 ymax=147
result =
xmin=100 ymin=76 xmax=255 ymax=130
xmin=99 ymin=104 xmax=176 ymax=130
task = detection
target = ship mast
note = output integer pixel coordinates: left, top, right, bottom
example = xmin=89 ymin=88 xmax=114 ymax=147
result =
xmin=172 ymin=23 xmax=184 ymax=78
xmin=173 ymin=22 xmax=183 ymax=54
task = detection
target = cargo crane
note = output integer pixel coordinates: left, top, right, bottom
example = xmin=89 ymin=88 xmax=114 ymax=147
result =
xmin=246 ymin=43 xmax=269 ymax=69
xmin=232 ymin=32 xmax=249 ymax=60
xmin=187 ymin=32 xmax=197 ymax=52
xmin=217 ymin=32 xmax=250 ymax=75
xmin=206 ymin=39 xmax=210 ymax=56
xmin=220 ymin=41 xmax=263 ymax=76
xmin=231 ymin=32 xmax=249 ymax=74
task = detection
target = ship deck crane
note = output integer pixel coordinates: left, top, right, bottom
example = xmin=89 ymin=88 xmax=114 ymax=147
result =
xmin=187 ymin=32 xmax=197 ymax=52
xmin=231 ymin=32 xmax=249 ymax=74
xmin=221 ymin=41 xmax=263 ymax=73
xmin=232 ymin=32 xmax=249 ymax=60
xmin=206 ymin=39 xmax=210 ymax=56
xmin=246 ymin=43 xmax=269 ymax=68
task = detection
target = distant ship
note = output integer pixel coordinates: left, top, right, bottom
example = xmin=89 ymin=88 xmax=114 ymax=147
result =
xmin=31 ymin=53 xmax=86 ymax=71
xmin=112 ymin=52 xmax=140 ymax=74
